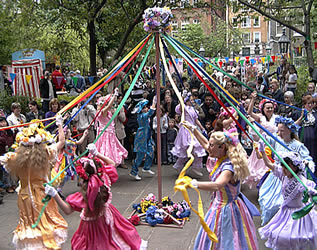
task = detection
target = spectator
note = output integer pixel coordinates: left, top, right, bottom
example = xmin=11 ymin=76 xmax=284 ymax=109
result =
xmin=163 ymin=94 xmax=177 ymax=119
xmin=153 ymin=105 xmax=168 ymax=165
xmin=201 ymin=93 xmax=220 ymax=125
xmin=306 ymin=82 xmax=317 ymax=98
xmin=284 ymin=64 xmax=297 ymax=93
xmin=40 ymin=70 xmax=57 ymax=114
xmin=51 ymin=65 xmax=66 ymax=91
xmin=255 ymin=77 xmax=265 ymax=94
xmin=7 ymin=102 xmax=26 ymax=133
xmin=270 ymin=79 xmax=284 ymax=103
xmin=71 ymin=100 xmax=96 ymax=155
xmin=75 ymin=70 xmax=86 ymax=93
xmin=166 ymin=118 xmax=178 ymax=164
xmin=44 ymin=98 xmax=60 ymax=133
xmin=277 ymin=91 xmax=300 ymax=121
xmin=189 ymin=74 xmax=201 ymax=89
xmin=26 ymin=100 xmax=45 ymax=122
xmin=0 ymin=116 xmax=15 ymax=193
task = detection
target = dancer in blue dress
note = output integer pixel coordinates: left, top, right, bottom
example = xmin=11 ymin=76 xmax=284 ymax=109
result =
xmin=257 ymin=116 xmax=315 ymax=225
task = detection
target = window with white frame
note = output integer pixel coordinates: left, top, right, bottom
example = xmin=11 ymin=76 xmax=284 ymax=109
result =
xmin=180 ymin=0 xmax=189 ymax=8
xmin=253 ymin=16 xmax=260 ymax=27
xmin=193 ymin=19 xmax=200 ymax=24
xmin=181 ymin=18 xmax=190 ymax=30
xmin=241 ymin=16 xmax=251 ymax=28
xmin=242 ymin=47 xmax=251 ymax=56
xmin=172 ymin=20 xmax=178 ymax=28
xmin=253 ymin=32 xmax=261 ymax=43
xmin=242 ymin=33 xmax=251 ymax=43
xmin=232 ymin=17 xmax=238 ymax=28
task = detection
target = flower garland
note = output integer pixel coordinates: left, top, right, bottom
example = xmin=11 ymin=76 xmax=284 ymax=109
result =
xmin=143 ymin=7 xmax=173 ymax=33
xmin=259 ymin=99 xmax=277 ymax=112
xmin=14 ymin=120 xmax=54 ymax=147
xmin=275 ymin=116 xmax=301 ymax=133
xmin=131 ymin=193 xmax=191 ymax=226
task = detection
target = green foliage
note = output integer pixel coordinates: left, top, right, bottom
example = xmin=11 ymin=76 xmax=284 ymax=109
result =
xmin=0 ymin=89 xmax=33 ymax=115
xmin=176 ymin=18 xmax=243 ymax=58
xmin=295 ymin=65 xmax=311 ymax=104
xmin=57 ymin=94 xmax=77 ymax=104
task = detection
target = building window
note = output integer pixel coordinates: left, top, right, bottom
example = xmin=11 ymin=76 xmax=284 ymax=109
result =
xmin=253 ymin=32 xmax=261 ymax=43
xmin=181 ymin=18 xmax=190 ymax=30
xmin=242 ymin=47 xmax=251 ymax=56
xmin=180 ymin=0 xmax=189 ymax=8
xmin=232 ymin=17 xmax=238 ymax=28
xmin=253 ymin=16 xmax=260 ymax=27
xmin=241 ymin=16 xmax=251 ymax=28
xmin=242 ymin=33 xmax=251 ymax=44
xmin=193 ymin=0 xmax=198 ymax=6
xmin=172 ymin=20 xmax=178 ymax=28
xmin=193 ymin=19 xmax=200 ymax=24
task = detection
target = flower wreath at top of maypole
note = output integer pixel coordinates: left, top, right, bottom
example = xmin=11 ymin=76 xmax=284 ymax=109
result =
xmin=143 ymin=7 xmax=173 ymax=33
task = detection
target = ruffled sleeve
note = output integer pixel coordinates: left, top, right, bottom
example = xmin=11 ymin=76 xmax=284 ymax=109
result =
xmin=222 ymin=161 xmax=234 ymax=173
xmin=272 ymin=164 xmax=284 ymax=179
xmin=66 ymin=192 xmax=86 ymax=212
xmin=103 ymin=164 xmax=118 ymax=185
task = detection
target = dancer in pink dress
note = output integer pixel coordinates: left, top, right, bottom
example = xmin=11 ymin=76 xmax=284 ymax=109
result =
xmin=45 ymin=144 xmax=147 ymax=250
xmin=95 ymin=88 xmax=128 ymax=166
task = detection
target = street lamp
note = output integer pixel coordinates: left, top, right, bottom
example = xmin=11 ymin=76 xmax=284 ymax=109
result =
xmin=199 ymin=44 xmax=205 ymax=57
xmin=278 ymin=28 xmax=290 ymax=54
xmin=266 ymin=44 xmax=272 ymax=55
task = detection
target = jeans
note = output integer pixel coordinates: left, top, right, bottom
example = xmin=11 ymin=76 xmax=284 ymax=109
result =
xmin=130 ymin=152 xmax=153 ymax=176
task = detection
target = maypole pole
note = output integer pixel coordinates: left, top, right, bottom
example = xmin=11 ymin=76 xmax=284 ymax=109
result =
xmin=155 ymin=32 xmax=162 ymax=202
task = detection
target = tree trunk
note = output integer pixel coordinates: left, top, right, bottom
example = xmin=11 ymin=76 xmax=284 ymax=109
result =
xmin=88 ymin=19 xmax=97 ymax=76
xmin=304 ymin=13 xmax=315 ymax=71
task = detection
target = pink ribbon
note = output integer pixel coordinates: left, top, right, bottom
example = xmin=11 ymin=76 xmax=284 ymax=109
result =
xmin=87 ymin=174 xmax=104 ymax=211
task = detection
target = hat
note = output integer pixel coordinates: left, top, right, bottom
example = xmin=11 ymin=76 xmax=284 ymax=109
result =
xmin=132 ymin=99 xmax=149 ymax=114
xmin=69 ymin=71 xmax=75 ymax=74
xmin=76 ymin=70 xmax=80 ymax=74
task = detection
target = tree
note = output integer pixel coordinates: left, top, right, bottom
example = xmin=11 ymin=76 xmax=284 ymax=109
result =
xmin=234 ymin=0 xmax=316 ymax=74
xmin=177 ymin=19 xmax=243 ymax=58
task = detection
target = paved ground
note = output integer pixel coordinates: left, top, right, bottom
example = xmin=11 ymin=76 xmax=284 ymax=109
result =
xmin=0 ymin=162 xmax=268 ymax=249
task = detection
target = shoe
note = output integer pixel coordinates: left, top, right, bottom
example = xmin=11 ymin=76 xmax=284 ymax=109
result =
xmin=191 ymin=168 xmax=203 ymax=177
xmin=6 ymin=187 xmax=14 ymax=193
xmin=129 ymin=173 xmax=142 ymax=181
xmin=120 ymin=164 xmax=128 ymax=169
xmin=142 ymin=169 xmax=155 ymax=175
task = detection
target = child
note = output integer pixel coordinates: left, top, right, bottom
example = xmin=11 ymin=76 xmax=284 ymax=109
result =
xmin=0 ymin=116 xmax=68 ymax=249
xmin=258 ymin=147 xmax=317 ymax=250
xmin=51 ymin=126 xmax=89 ymax=196
xmin=166 ymin=118 xmax=178 ymax=165
xmin=45 ymin=144 xmax=147 ymax=250
xmin=95 ymin=88 xmax=128 ymax=167
xmin=204 ymin=120 xmax=213 ymax=138
xmin=153 ymin=105 xmax=168 ymax=165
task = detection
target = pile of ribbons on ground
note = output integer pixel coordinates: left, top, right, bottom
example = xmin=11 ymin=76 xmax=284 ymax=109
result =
xmin=129 ymin=193 xmax=190 ymax=226
xmin=1 ymin=29 xmax=317 ymax=240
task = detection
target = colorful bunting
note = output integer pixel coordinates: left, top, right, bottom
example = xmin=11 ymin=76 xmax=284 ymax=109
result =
xmin=219 ymin=61 xmax=223 ymax=68
xmin=240 ymin=60 xmax=245 ymax=66
xmin=235 ymin=57 xmax=240 ymax=63
xmin=271 ymin=56 xmax=276 ymax=62
xmin=25 ymin=75 xmax=32 ymax=85
xmin=10 ymin=73 xmax=16 ymax=82
xmin=225 ymin=57 xmax=229 ymax=63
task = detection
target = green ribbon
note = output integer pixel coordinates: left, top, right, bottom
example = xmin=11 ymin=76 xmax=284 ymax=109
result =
xmin=164 ymin=33 xmax=309 ymax=191
xmin=31 ymin=36 xmax=154 ymax=229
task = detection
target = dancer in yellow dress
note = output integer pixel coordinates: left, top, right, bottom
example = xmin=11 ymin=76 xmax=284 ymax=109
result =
xmin=0 ymin=116 xmax=68 ymax=249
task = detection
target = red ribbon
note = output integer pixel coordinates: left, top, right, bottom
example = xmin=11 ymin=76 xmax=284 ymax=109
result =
xmin=186 ymin=61 xmax=253 ymax=142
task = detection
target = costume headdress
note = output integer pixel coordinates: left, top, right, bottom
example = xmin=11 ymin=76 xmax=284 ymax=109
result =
xmin=279 ymin=151 xmax=304 ymax=170
xmin=259 ymin=99 xmax=277 ymax=112
xmin=184 ymin=92 xmax=192 ymax=103
xmin=275 ymin=116 xmax=301 ymax=133
xmin=223 ymin=130 xmax=239 ymax=146
xmin=132 ymin=99 xmax=149 ymax=114
xmin=14 ymin=120 xmax=54 ymax=147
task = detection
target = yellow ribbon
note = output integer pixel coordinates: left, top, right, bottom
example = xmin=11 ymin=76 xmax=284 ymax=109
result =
xmin=58 ymin=35 xmax=151 ymax=115
xmin=159 ymin=37 xmax=218 ymax=242
xmin=209 ymin=156 xmax=227 ymax=178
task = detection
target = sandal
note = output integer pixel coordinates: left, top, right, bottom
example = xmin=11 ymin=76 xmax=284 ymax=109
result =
xmin=6 ymin=187 xmax=15 ymax=193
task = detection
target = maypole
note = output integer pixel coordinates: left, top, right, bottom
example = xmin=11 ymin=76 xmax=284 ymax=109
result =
xmin=155 ymin=32 xmax=162 ymax=202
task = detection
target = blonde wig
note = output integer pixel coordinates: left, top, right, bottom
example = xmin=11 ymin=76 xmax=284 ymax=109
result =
xmin=6 ymin=143 xmax=54 ymax=177
xmin=210 ymin=131 xmax=250 ymax=181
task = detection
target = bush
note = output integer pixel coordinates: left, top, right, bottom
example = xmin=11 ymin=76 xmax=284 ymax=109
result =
xmin=295 ymin=65 xmax=311 ymax=105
